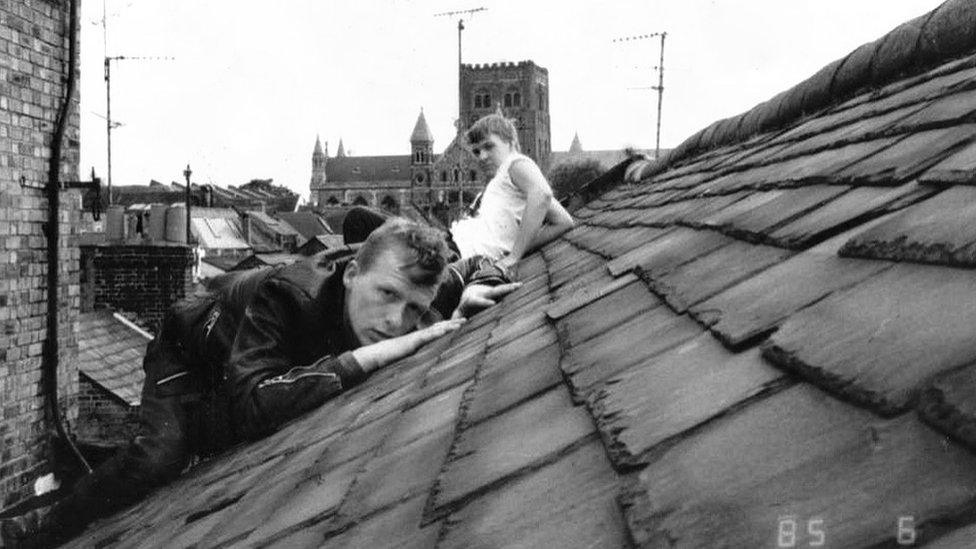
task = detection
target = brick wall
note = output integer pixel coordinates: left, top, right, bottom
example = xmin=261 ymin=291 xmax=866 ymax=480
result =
xmin=75 ymin=377 xmax=139 ymax=448
xmin=80 ymin=244 xmax=195 ymax=333
xmin=0 ymin=0 xmax=81 ymax=510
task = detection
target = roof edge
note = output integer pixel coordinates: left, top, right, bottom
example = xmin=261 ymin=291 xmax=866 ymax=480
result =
xmin=637 ymin=0 xmax=976 ymax=180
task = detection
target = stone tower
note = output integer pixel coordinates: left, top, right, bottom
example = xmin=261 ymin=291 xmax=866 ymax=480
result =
xmin=459 ymin=60 xmax=551 ymax=169
xmin=409 ymin=108 xmax=435 ymax=199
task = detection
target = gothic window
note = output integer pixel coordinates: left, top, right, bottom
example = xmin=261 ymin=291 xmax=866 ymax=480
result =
xmin=536 ymin=86 xmax=546 ymax=110
xmin=326 ymin=196 xmax=339 ymax=206
xmin=440 ymin=171 xmax=447 ymax=182
xmin=453 ymin=169 xmax=460 ymax=182
xmin=353 ymin=195 xmax=368 ymax=206
xmin=504 ymin=87 xmax=521 ymax=108
xmin=469 ymin=170 xmax=477 ymax=181
xmin=474 ymin=89 xmax=491 ymax=110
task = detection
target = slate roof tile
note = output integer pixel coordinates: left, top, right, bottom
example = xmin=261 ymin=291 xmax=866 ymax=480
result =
xmin=438 ymin=440 xmax=628 ymax=549
xmin=76 ymin=310 xmax=151 ymax=406
xmin=589 ymin=338 xmax=786 ymax=468
xmin=620 ymin=385 xmax=976 ymax=548
xmin=340 ymin=427 xmax=454 ymax=520
xmin=296 ymin=495 xmax=438 ymax=549
xmin=707 ymin=185 xmax=851 ymax=242
xmin=689 ymin=251 xmax=891 ymax=348
xmin=832 ymin=124 xmax=976 ymax=184
xmin=889 ymin=86 xmax=976 ymax=131
xmin=839 ymin=186 xmax=976 ymax=266
xmin=560 ymin=303 xmax=703 ymax=397
xmin=642 ymin=239 xmax=794 ymax=313
xmin=763 ymin=262 xmax=976 ymax=416
xmin=917 ymin=363 xmax=976 ymax=453
xmin=431 ymin=387 xmax=594 ymax=514
xmin=464 ymin=342 xmax=562 ymax=425
xmin=767 ymin=182 xmax=936 ymax=249
xmin=606 ymin=227 xmax=733 ymax=277
xmin=553 ymin=277 xmax=661 ymax=347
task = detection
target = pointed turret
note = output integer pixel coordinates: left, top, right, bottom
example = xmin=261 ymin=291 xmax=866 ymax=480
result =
xmin=569 ymin=132 xmax=583 ymax=153
xmin=336 ymin=138 xmax=346 ymax=158
xmin=410 ymin=108 xmax=434 ymax=143
xmin=310 ymin=134 xmax=327 ymax=190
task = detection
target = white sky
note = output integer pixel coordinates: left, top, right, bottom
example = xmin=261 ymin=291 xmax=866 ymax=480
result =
xmin=79 ymin=0 xmax=946 ymax=200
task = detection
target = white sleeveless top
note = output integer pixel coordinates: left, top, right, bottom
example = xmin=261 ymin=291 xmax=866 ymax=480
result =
xmin=451 ymin=153 xmax=534 ymax=260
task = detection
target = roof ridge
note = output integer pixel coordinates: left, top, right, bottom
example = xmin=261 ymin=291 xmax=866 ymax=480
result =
xmin=642 ymin=0 xmax=976 ymax=179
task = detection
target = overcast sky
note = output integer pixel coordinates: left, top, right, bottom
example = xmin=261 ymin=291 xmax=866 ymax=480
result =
xmin=78 ymin=0 xmax=946 ymax=200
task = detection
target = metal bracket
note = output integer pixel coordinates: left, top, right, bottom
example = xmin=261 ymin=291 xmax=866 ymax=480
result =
xmin=60 ymin=168 xmax=103 ymax=221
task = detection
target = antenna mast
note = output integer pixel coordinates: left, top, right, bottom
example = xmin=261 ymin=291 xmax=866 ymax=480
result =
xmin=613 ymin=32 xmax=667 ymax=158
xmin=434 ymin=7 xmax=487 ymax=121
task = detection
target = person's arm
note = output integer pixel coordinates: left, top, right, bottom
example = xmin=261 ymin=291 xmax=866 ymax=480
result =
xmin=226 ymin=278 xmax=364 ymax=439
xmin=228 ymin=278 xmax=466 ymax=440
xmin=527 ymin=198 xmax=575 ymax=252
xmin=428 ymin=255 xmax=520 ymax=319
xmin=498 ymin=159 xmax=575 ymax=270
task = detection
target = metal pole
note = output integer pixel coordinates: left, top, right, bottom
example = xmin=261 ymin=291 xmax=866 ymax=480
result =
xmin=654 ymin=33 xmax=666 ymax=159
xmin=183 ymin=164 xmax=192 ymax=244
xmin=104 ymin=57 xmax=113 ymax=204
xmin=458 ymin=19 xmax=464 ymax=122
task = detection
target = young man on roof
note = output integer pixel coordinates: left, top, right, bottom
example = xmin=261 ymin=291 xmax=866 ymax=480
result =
xmin=8 ymin=217 xmax=517 ymax=547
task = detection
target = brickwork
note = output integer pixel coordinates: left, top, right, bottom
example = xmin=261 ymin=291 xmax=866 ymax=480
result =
xmin=80 ymin=244 xmax=195 ymax=333
xmin=0 ymin=0 xmax=82 ymax=510
xmin=76 ymin=376 xmax=139 ymax=448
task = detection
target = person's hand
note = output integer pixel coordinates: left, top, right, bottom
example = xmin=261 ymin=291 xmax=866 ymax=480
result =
xmin=452 ymin=282 xmax=522 ymax=319
xmin=351 ymin=319 xmax=466 ymax=373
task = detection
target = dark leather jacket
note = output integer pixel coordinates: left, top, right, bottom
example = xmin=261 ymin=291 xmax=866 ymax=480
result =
xmin=180 ymin=252 xmax=504 ymax=441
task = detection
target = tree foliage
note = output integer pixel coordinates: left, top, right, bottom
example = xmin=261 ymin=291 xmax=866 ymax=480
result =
xmin=547 ymin=159 xmax=605 ymax=200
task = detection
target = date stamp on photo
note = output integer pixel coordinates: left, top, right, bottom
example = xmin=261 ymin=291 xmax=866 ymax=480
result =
xmin=776 ymin=515 xmax=918 ymax=546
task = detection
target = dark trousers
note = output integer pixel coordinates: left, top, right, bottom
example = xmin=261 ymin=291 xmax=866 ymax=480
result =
xmin=44 ymin=297 xmax=231 ymax=544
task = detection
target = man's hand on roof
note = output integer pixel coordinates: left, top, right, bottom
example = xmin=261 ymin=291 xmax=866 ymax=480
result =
xmin=453 ymin=282 xmax=522 ymax=319
xmin=351 ymin=318 xmax=466 ymax=374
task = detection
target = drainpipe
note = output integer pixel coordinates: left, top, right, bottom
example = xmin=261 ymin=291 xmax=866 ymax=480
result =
xmin=44 ymin=0 xmax=92 ymax=474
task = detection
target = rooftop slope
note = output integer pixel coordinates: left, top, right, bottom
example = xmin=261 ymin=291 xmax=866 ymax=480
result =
xmin=63 ymin=1 xmax=976 ymax=547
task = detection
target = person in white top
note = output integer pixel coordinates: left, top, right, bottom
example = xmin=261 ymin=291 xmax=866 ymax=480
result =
xmin=451 ymin=113 xmax=575 ymax=275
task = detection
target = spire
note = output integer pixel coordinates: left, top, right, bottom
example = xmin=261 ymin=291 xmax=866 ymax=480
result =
xmin=313 ymin=134 xmax=323 ymax=155
xmin=337 ymin=138 xmax=346 ymax=157
xmin=569 ymin=132 xmax=583 ymax=153
xmin=410 ymin=108 xmax=434 ymax=143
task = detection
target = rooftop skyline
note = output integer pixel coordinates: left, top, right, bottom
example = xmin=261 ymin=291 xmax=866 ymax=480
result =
xmin=79 ymin=0 xmax=944 ymax=200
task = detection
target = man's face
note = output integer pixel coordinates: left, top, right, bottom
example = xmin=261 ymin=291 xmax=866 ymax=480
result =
xmin=343 ymin=247 xmax=439 ymax=346
xmin=471 ymin=133 xmax=512 ymax=173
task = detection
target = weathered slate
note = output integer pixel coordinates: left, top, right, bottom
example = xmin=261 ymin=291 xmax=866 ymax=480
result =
xmin=555 ymin=277 xmax=661 ymax=346
xmin=833 ymin=124 xmax=976 ymax=184
xmin=840 ymin=186 xmax=976 ymax=267
xmin=381 ymin=381 xmax=468 ymax=451
xmin=269 ymin=496 xmax=438 ymax=549
xmin=589 ymin=337 xmax=786 ymax=467
xmin=690 ymin=252 xmax=891 ymax=348
xmin=621 ymin=385 xmax=976 ymax=548
xmin=606 ymin=227 xmax=733 ymax=277
xmin=438 ymin=441 xmax=628 ymax=549
xmin=547 ymin=273 xmax=639 ymax=320
xmin=465 ymin=342 xmax=562 ymax=425
xmin=768 ymin=182 xmax=936 ymax=249
xmin=695 ymin=190 xmax=786 ymax=229
xmin=889 ymin=86 xmax=976 ymax=131
xmin=763 ymin=263 xmax=976 ymax=416
xmin=920 ymin=138 xmax=976 ymax=184
xmin=562 ymin=306 xmax=703 ymax=396
xmin=716 ymin=185 xmax=851 ymax=240
xmin=431 ymin=387 xmax=594 ymax=513
xmin=917 ymin=363 xmax=976 ymax=453
xmin=645 ymin=240 xmax=793 ymax=313
xmin=340 ymin=427 xmax=454 ymax=518
xmin=565 ymin=225 xmax=671 ymax=259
